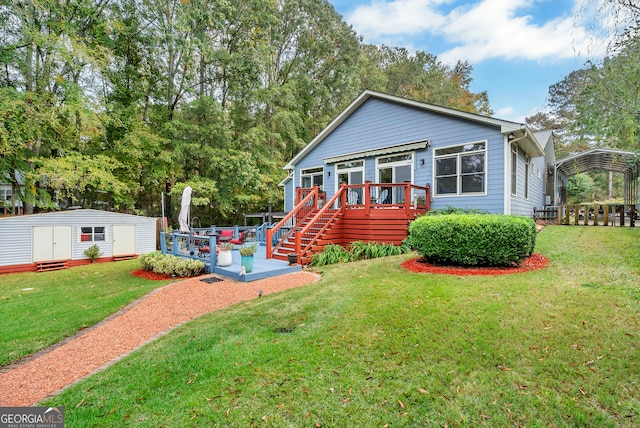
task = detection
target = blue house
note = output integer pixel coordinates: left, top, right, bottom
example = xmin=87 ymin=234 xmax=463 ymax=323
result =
xmin=269 ymin=90 xmax=555 ymax=263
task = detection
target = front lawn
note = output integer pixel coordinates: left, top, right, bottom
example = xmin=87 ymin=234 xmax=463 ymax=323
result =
xmin=0 ymin=260 xmax=173 ymax=366
xmin=43 ymin=226 xmax=640 ymax=426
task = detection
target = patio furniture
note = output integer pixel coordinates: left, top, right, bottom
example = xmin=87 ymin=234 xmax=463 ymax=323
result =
xmin=218 ymin=229 xmax=234 ymax=242
xmin=229 ymin=230 xmax=249 ymax=246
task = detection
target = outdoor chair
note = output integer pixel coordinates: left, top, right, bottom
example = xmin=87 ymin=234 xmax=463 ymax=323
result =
xmin=347 ymin=190 xmax=359 ymax=205
xmin=229 ymin=230 xmax=249 ymax=246
xmin=376 ymin=189 xmax=389 ymax=204
xmin=218 ymin=229 xmax=234 ymax=242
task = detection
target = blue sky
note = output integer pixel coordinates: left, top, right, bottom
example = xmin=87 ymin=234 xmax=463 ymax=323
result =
xmin=327 ymin=0 xmax=612 ymax=122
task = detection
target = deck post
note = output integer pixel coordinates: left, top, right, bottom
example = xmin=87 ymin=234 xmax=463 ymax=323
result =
xmin=404 ymin=182 xmax=412 ymax=216
xmin=364 ymin=181 xmax=371 ymax=216
xmin=172 ymin=231 xmax=179 ymax=255
xmin=160 ymin=232 xmax=166 ymax=252
xmin=266 ymin=228 xmax=273 ymax=258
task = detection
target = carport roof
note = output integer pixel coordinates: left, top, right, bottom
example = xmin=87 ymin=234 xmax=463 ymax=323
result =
xmin=554 ymin=148 xmax=640 ymax=178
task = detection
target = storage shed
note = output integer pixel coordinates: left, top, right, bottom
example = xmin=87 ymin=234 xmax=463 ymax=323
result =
xmin=0 ymin=209 xmax=158 ymax=274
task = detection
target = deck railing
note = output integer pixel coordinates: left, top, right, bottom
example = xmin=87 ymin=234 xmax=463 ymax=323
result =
xmin=267 ymin=182 xmax=431 ymax=261
xmin=266 ymin=186 xmax=320 ymax=258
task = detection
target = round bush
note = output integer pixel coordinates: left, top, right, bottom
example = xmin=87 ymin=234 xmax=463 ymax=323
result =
xmin=405 ymin=214 xmax=536 ymax=267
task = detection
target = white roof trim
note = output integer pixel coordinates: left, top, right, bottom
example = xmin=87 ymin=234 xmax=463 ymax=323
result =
xmin=323 ymin=140 xmax=429 ymax=164
xmin=284 ymin=90 xmax=540 ymax=169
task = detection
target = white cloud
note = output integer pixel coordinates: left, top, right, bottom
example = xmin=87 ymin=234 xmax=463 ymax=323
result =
xmin=495 ymin=106 xmax=514 ymax=117
xmin=345 ymin=0 xmax=609 ymax=65
xmin=347 ymin=0 xmax=451 ymax=36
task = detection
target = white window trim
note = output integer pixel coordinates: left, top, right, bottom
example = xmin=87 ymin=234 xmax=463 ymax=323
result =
xmin=374 ymin=152 xmax=414 ymax=182
xmin=433 ymin=141 xmax=487 ymax=198
xmin=300 ymin=166 xmax=324 ymax=190
xmin=79 ymin=226 xmax=107 ymax=243
xmin=334 ymin=160 xmax=365 ymax=193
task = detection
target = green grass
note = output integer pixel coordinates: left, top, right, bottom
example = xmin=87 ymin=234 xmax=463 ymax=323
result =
xmin=37 ymin=226 xmax=640 ymax=426
xmin=0 ymin=260 xmax=172 ymax=366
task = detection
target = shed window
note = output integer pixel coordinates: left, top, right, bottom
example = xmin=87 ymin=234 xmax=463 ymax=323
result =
xmin=434 ymin=142 xmax=486 ymax=196
xmin=81 ymin=227 xmax=105 ymax=242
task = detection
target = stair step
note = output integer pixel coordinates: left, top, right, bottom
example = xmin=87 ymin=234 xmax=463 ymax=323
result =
xmin=36 ymin=260 xmax=69 ymax=272
xmin=113 ymin=254 xmax=137 ymax=261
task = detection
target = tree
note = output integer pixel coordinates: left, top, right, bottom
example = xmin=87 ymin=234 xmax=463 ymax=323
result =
xmin=357 ymin=45 xmax=492 ymax=115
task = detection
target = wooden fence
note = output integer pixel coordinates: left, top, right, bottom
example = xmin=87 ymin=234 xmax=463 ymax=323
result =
xmin=555 ymin=204 xmax=638 ymax=227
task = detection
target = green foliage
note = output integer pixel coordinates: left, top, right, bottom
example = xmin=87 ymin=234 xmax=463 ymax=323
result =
xmin=83 ymin=244 xmax=103 ymax=263
xmin=239 ymin=243 xmax=258 ymax=256
xmin=0 ymin=0 xmax=498 ymax=221
xmin=138 ymin=252 xmax=204 ymax=277
xmin=309 ymin=244 xmax=353 ymax=266
xmin=406 ymin=214 xmax=537 ymax=266
xmin=309 ymin=241 xmax=410 ymax=266
xmin=567 ymin=173 xmax=595 ymax=203
xmin=426 ymin=206 xmax=490 ymax=216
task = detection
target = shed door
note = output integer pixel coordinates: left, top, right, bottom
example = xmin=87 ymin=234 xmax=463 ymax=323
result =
xmin=113 ymin=225 xmax=136 ymax=255
xmin=33 ymin=226 xmax=72 ymax=262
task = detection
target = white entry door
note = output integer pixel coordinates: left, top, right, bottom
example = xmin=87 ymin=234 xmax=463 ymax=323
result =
xmin=113 ymin=225 xmax=136 ymax=255
xmin=33 ymin=226 xmax=72 ymax=262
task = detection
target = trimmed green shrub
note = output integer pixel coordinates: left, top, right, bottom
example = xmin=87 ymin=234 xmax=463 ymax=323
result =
xmin=138 ymin=252 xmax=205 ymax=277
xmin=405 ymin=214 xmax=537 ymax=267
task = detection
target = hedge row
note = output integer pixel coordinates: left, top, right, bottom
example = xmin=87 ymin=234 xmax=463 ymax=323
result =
xmin=139 ymin=252 xmax=205 ymax=277
xmin=405 ymin=214 xmax=536 ymax=267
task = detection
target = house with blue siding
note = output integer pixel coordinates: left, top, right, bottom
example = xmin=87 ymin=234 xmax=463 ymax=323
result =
xmin=268 ymin=91 xmax=555 ymax=264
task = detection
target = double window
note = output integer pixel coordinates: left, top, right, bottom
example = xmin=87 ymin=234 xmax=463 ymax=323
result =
xmin=81 ymin=226 xmax=105 ymax=242
xmin=434 ymin=142 xmax=486 ymax=196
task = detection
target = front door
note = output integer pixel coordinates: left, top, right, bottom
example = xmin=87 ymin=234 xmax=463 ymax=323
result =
xmin=377 ymin=153 xmax=413 ymax=203
xmin=336 ymin=161 xmax=364 ymax=204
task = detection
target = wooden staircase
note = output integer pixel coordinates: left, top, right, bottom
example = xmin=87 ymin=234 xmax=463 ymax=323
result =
xmin=36 ymin=260 xmax=69 ymax=272
xmin=271 ymin=209 xmax=340 ymax=264
xmin=266 ymin=183 xmax=431 ymax=265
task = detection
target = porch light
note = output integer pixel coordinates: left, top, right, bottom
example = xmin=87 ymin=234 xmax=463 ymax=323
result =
xmin=326 ymin=171 xmax=330 ymax=176
xmin=419 ymin=158 xmax=425 ymax=166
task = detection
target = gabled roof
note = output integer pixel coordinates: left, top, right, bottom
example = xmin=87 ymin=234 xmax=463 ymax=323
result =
xmin=554 ymin=148 xmax=640 ymax=177
xmin=284 ymin=90 xmax=544 ymax=169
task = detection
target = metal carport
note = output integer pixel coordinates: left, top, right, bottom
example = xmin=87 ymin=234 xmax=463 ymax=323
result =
xmin=554 ymin=148 xmax=640 ymax=206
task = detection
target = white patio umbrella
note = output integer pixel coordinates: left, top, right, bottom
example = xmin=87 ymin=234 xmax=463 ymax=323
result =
xmin=178 ymin=186 xmax=192 ymax=232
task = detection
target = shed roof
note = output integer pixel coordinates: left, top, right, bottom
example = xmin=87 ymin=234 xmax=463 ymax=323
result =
xmin=554 ymin=148 xmax=640 ymax=178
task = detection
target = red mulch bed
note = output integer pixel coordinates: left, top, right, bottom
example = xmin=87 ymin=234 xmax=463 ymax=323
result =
xmin=401 ymin=253 xmax=549 ymax=276
xmin=131 ymin=269 xmax=177 ymax=281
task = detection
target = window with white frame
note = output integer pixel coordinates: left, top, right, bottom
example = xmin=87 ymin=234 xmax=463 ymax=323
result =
xmin=434 ymin=142 xmax=486 ymax=196
xmin=1 ymin=187 xmax=11 ymax=202
xmin=300 ymin=167 xmax=324 ymax=191
xmin=81 ymin=226 xmax=106 ymax=242
xmin=336 ymin=160 xmax=364 ymax=203
xmin=377 ymin=153 xmax=413 ymax=203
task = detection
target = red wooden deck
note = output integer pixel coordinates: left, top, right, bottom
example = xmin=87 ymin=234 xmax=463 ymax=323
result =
xmin=267 ymin=183 xmax=430 ymax=264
